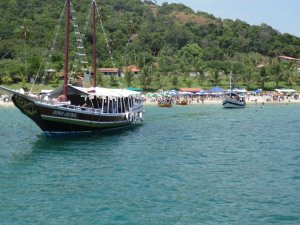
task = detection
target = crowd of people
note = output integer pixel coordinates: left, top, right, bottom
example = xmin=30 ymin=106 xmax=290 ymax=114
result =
xmin=143 ymin=91 xmax=300 ymax=105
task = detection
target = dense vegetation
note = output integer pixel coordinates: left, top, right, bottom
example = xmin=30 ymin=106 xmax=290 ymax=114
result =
xmin=1 ymin=0 xmax=300 ymax=91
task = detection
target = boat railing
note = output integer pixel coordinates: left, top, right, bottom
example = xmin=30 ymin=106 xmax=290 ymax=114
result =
xmin=60 ymin=104 xmax=103 ymax=114
xmin=59 ymin=104 xmax=137 ymax=116
xmin=35 ymin=94 xmax=143 ymax=114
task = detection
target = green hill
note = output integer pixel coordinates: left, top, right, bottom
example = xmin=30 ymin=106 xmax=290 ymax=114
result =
xmin=1 ymin=0 xmax=300 ymax=90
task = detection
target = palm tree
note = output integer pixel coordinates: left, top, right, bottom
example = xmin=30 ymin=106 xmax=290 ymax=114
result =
xmin=150 ymin=33 xmax=162 ymax=56
xmin=208 ymin=69 xmax=222 ymax=86
xmin=268 ymin=58 xmax=281 ymax=88
xmin=19 ymin=19 xmax=30 ymax=40
xmin=139 ymin=65 xmax=153 ymax=90
xmin=128 ymin=17 xmax=140 ymax=35
xmin=282 ymin=61 xmax=296 ymax=87
xmin=18 ymin=19 xmax=31 ymax=80
xmin=124 ymin=70 xmax=134 ymax=87
xmin=242 ymin=66 xmax=257 ymax=90
xmin=258 ymin=66 xmax=267 ymax=90
xmin=171 ymin=73 xmax=179 ymax=89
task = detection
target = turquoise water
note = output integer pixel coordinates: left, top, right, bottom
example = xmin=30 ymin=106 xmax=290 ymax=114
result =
xmin=1 ymin=104 xmax=300 ymax=224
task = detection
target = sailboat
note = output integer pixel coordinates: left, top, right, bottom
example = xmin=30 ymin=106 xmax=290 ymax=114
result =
xmin=0 ymin=0 xmax=144 ymax=137
xmin=222 ymin=72 xmax=246 ymax=108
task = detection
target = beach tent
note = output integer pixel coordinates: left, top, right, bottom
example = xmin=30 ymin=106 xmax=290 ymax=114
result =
xmin=208 ymin=86 xmax=224 ymax=93
xmin=232 ymin=88 xmax=247 ymax=93
xmin=168 ymin=90 xmax=178 ymax=96
xmin=195 ymin=90 xmax=207 ymax=96
xmin=274 ymin=88 xmax=296 ymax=94
xmin=179 ymin=91 xmax=193 ymax=95
xmin=208 ymin=86 xmax=224 ymax=96
xmin=253 ymin=89 xmax=262 ymax=94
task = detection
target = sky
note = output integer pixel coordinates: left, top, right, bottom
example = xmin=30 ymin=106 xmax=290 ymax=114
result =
xmin=155 ymin=0 xmax=300 ymax=37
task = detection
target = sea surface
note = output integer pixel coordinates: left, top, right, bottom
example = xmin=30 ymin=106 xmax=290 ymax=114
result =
xmin=0 ymin=103 xmax=300 ymax=225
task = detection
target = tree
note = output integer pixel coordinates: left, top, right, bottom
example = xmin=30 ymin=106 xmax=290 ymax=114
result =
xmin=208 ymin=69 xmax=222 ymax=86
xmin=282 ymin=62 xmax=297 ymax=87
xmin=110 ymin=75 xmax=119 ymax=87
xmin=150 ymin=32 xmax=162 ymax=56
xmin=269 ymin=60 xmax=281 ymax=88
xmin=171 ymin=74 xmax=178 ymax=89
xmin=139 ymin=65 xmax=152 ymax=90
xmin=124 ymin=70 xmax=134 ymax=87
xmin=258 ymin=66 xmax=267 ymax=90
xmin=18 ymin=19 xmax=32 ymax=78
xmin=97 ymin=72 xmax=104 ymax=86
xmin=1 ymin=71 xmax=13 ymax=84
xmin=178 ymin=43 xmax=203 ymax=70
xmin=153 ymin=71 xmax=163 ymax=89
xmin=241 ymin=66 xmax=257 ymax=90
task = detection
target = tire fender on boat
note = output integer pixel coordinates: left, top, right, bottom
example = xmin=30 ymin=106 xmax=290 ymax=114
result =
xmin=126 ymin=112 xmax=134 ymax=123
xmin=138 ymin=112 xmax=144 ymax=121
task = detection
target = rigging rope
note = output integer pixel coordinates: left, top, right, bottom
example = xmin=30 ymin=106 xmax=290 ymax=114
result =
xmin=94 ymin=1 xmax=116 ymax=68
xmin=30 ymin=0 xmax=67 ymax=93
xmin=30 ymin=0 xmax=120 ymax=93
xmin=42 ymin=1 xmax=66 ymax=85
xmin=69 ymin=1 xmax=90 ymax=82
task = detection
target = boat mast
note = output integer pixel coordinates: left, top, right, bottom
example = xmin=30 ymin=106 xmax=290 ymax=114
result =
xmin=92 ymin=0 xmax=97 ymax=87
xmin=64 ymin=0 xmax=70 ymax=98
xmin=229 ymin=71 xmax=232 ymax=97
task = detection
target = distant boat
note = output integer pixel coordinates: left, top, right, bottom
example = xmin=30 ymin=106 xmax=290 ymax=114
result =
xmin=222 ymin=72 xmax=246 ymax=108
xmin=158 ymin=99 xmax=172 ymax=107
xmin=222 ymin=92 xmax=246 ymax=108
xmin=176 ymin=99 xmax=188 ymax=105
xmin=0 ymin=0 xmax=144 ymax=137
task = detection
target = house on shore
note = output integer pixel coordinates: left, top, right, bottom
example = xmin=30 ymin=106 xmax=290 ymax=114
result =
xmin=98 ymin=66 xmax=140 ymax=77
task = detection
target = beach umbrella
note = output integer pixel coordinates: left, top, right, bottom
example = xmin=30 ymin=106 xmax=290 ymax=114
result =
xmin=232 ymin=88 xmax=247 ymax=93
xmin=253 ymin=89 xmax=262 ymax=94
xmin=167 ymin=90 xmax=178 ymax=96
xmin=179 ymin=91 xmax=193 ymax=95
xmin=208 ymin=86 xmax=224 ymax=93
xmin=195 ymin=90 xmax=207 ymax=96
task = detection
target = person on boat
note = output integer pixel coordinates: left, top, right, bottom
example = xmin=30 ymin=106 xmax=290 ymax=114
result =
xmin=83 ymin=97 xmax=92 ymax=107
xmin=58 ymin=94 xmax=67 ymax=102
xmin=92 ymin=96 xmax=100 ymax=108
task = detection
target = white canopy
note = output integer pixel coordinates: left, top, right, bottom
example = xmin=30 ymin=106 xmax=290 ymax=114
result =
xmin=71 ymin=86 xmax=140 ymax=98
xmin=93 ymin=87 xmax=140 ymax=97
xmin=274 ymin=88 xmax=296 ymax=93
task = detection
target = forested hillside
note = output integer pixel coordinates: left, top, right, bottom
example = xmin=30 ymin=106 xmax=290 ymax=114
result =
xmin=1 ymin=0 xmax=300 ymax=90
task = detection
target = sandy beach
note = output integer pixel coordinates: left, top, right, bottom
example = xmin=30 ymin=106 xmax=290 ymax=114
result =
xmin=1 ymin=96 xmax=300 ymax=108
xmin=0 ymin=101 xmax=14 ymax=107
xmin=144 ymin=96 xmax=300 ymax=106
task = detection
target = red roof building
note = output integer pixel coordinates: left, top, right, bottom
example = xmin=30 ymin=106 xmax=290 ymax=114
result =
xmin=179 ymin=88 xmax=201 ymax=93
xmin=123 ymin=66 xmax=140 ymax=74
xmin=98 ymin=66 xmax=140 ymax=77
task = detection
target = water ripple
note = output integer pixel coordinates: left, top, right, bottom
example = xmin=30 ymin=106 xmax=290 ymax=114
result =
xmin=1 ymin=104 xmax=300 ymax=224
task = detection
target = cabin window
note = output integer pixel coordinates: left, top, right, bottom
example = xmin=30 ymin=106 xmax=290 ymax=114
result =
xmin=103 ymin=97 xmax=108 ymax=113
xmin=124 ymin=97 xmax=129 ymax=111
xmin=116 ymin=98 xmax=119 ymax=113
xmin=101 ymin=97 xmax=105 ymax=113
xmin=118 ymin=98 xmax=124 ymax=113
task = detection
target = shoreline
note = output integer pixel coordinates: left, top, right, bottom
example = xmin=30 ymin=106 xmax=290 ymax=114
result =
xmin=0 ymin=101 xmax=14 ymax=107
xmin=144 ymin=98 xmax=300 ymax=106
xmin=1 ymin=98 xmax=300 ymax=108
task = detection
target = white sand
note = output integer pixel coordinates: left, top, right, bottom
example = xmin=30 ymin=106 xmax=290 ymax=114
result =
xmin=144 ymin=96 xmax=300 ymax=105
xmin=0 ymin=101 xmax=14 ymax=107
